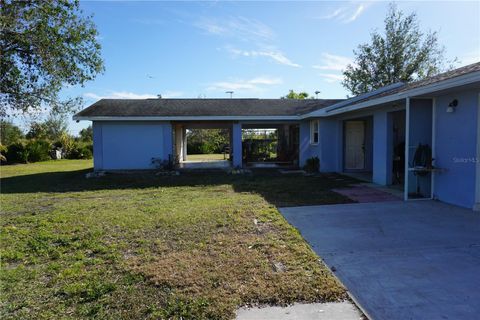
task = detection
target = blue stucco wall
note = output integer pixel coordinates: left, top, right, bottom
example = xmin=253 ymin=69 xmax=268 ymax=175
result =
xmin=319 ymin=119 xmax=340 ymax=171
xmin=299 ymin=120 xmax=320 ymax=168
xmin=92 ymin=121 xmax=173 ymax=170
xmin=372 ymin=110 xmax=391 ymax=185
xmin=299 ymin=119 xmax=341 ymax=172
xmin=92 ymin=122 xmax=103 ymax=170
xmin=433 ymin=90 xmax=478 ymax=209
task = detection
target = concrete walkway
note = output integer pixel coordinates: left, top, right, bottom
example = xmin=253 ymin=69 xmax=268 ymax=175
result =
xmin=236 ymin=302 xmax=362 ymax=320
xmin=280 ymin=201 xmax=480 ymax=320
xmin=177 ymin=160 xmax=231 ymax=170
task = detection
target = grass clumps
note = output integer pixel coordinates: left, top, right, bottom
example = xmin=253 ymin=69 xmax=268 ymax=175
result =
xmin=1 ymin=160 xmax=353 ymax=319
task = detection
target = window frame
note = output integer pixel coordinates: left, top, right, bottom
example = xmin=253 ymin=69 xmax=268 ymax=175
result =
xmin=310 ymin=119 xmax=319 ymax=145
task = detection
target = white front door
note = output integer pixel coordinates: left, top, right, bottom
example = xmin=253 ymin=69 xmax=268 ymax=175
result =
xmin=345 ymin=121 xmax=365 ymax=170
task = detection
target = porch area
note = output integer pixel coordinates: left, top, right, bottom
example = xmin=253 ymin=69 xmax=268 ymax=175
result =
xmin=173 ymin=121 xmax=300 ymax=169
xmin=338 ymin=97 xmax=434 ymax=201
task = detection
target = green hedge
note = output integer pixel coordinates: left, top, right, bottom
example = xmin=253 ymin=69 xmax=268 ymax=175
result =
xmin=65 ymin=144 xmax=92 ymax=159
xmin=5 ymin=142 xmax=29 ymax=163
xmin=26 ymin=140 xmax=51 ymax=162
xmin=2 ymin=140 xmax=93 ymax=164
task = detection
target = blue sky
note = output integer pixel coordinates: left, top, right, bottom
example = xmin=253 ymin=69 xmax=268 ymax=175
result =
xmin=36 ymin=1 xmax=480 ymax=133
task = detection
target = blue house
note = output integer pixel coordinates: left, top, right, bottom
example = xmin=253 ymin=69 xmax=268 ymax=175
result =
xmin=74 ymin=62 xmax=480 ymax=210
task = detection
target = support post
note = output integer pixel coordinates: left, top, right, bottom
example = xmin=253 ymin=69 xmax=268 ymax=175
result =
xmin=182 ymin=127 xmax=187 ymax=161
xmin=431 ymin=98 xmax=436 ymax=199
xmin=475 ymin=93 xmax=480 ymax=210
xmin=232 ymin=122 xmax=242 ymax=167
xmin=404 ymin=97 xmax=410 ymax=201
xmin=372 ymin=111 xmax=391 ymax=185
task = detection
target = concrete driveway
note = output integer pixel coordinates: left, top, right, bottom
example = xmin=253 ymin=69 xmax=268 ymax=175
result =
xmin=280 ymin=201 xmax=480 ymax=320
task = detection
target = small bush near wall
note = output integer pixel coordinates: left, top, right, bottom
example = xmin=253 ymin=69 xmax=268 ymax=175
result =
xmin=304 ymin=156 xmax=320 ymax=173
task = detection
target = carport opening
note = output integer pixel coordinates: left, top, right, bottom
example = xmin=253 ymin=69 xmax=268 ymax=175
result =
xmin=173 ymin=124 xmax=232 ymax=169
xmin=186 ymin=129 xmax=230 ymax=162
xmin=242 ymin=129 xmax=278 ymax=162
xmin=242 ymin=124 xmax=299 ymax=168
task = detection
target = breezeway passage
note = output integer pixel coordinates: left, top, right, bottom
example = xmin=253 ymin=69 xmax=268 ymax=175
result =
xmin=280 ymin=201 xmax=480 ymax=320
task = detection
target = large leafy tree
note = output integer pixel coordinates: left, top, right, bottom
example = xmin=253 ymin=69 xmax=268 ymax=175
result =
xmin=0 ymin=121 xmax=24 ymax=145
xmin=342 ymin=4 xmax=450 ymax=95
xmin=26 ymin=113 xmax=68 ymax=141
xmin=0 ymin=0 xmax=104 ymax=117
xmin=78 ymin=125 xmax=93 ymax=142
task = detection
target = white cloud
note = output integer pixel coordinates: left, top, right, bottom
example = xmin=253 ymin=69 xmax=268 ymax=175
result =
xmin=207 ymin=76 xmax=282 ymax=92
xmin=319 ymin=73 xmax=344 ymax=83
xmin=312 ymin=53 xmax=352 ymax=71
xmin=195 ymin=16 xmax=274 ymax=42
xmin=83 ymin=91 xmax=177 ymax=100
xmin=248 ymin=77 xmax=283 ymax=85
xmin=314 ymin=53 xmax=352 ymax=83
xmin=227 ymin=47 xmax=301 ymax=67
xmin=319 ymin=2 xmax=371 ymax=23
xmin=321 ymin=7 xmax=346 ymax=20
xmin=161 ymin=91 xmax=184 ymax=98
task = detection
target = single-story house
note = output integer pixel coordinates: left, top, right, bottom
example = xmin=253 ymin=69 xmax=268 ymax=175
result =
xmin=74 ymin=62 xmax=480 ymax=210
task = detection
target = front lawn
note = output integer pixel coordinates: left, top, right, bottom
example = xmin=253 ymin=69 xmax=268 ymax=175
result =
xmin=0 ymin=160 xmax=354 ymax=319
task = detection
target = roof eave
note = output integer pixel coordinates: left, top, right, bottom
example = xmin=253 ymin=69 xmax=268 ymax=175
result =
xmin=301 ymin=70 xmax=480 ymax=119
xmin=72 ymin=115 xmax=302 ymax=121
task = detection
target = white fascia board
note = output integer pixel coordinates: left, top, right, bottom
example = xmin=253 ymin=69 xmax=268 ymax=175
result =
xmin=72 ymin=115 xmax=301 ymax=121
xmin=324 ymin=82 xmax=405 ymax=112
xmin=300 ymin=71 xmax=480 ymax=119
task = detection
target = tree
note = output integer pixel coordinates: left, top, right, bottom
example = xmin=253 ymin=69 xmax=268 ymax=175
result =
xmin=0 ymin=120 xmax=24 ymax=145
xmin=187 ymin=129 xmax=229 ymax=154
xmin=342 ymin=3 xmax=451 ymax=96
xmin=0 ymin=0 xmax=104 ymax=117
xmin=281 ymin=90 xmax=311 ymax=99
xmin=78 ymin=125 xmax=93 ymax=142
xmin=26 ymin=114 xmax=68 ymax=141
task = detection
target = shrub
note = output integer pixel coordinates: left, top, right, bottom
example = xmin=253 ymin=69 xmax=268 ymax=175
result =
xmin=26 ymin=140 xmax=51 ymax=162
xmin=6 ymin=142 xmax=29 ymax=163
xmin=59 ymin=132 xmax=75 ymax=156
xmin=0 ymin=144 xmax=7 ymax=163
xmin=65 ymin=143 xmax=93 ymax=159
xmin=304 ymin=156 xmax=320 ymax=173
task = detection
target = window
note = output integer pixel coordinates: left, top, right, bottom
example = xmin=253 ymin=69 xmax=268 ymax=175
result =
xmin=310 ymin=120 xmax=319 ymax=144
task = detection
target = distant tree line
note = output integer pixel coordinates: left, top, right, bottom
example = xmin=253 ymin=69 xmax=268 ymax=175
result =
xmin=187 ymin=129 xmax=229 ymax=154
xmin=0 ymin=116 xmax=93 ymax=164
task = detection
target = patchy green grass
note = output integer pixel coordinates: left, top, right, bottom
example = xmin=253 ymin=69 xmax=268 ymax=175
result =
xmin=186 ymin=153 xmax=228 ymax=161
xmin=1 ymin=160 xmax=355 ymax=319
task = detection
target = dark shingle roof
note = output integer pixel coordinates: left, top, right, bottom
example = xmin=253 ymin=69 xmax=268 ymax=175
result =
xmin=334 ymin=62 xmax=480 ymax=109
xmin=74 ymin=98 xmax=344 ymax=118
